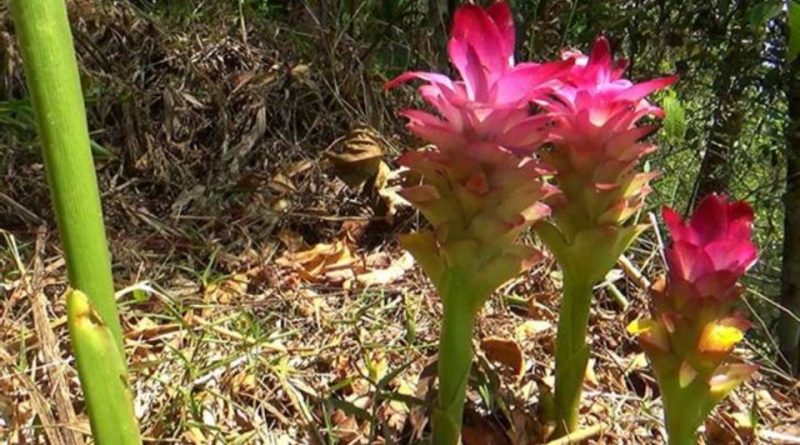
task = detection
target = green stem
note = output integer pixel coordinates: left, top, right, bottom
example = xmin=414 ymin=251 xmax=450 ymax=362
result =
xmin=665 ymin=413 xmax=700 ymax=445
xmin=67 ymin=290 xmax=142 ymax=445
xmin=553 ymin=273 xmax=593 ymax=436
xmin=660 ymin=374 xmax=705 ymax=445
xmin=10 ymin=1 xmax=141 ymax=443
xmin=10 ymin=0 xmax=122 ymax=348
xmin=432 ymin=275 xmax=478 ymax=445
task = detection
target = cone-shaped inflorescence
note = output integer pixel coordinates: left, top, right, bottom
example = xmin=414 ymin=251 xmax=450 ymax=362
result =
xmin=386 ymin=3 xmax=568 ymax=444
xmin=534 ymin=37 xmax=677 ymax=435
xmin=629 ymin=194 xmax=758 ymax=445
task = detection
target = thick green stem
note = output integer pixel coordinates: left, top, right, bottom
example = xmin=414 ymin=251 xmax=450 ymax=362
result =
xmin=652 ymin=368 xmax=715 ymax=445
xmin=659 ymin=373 xmax=705 ymax=445
xmin=67 ymin=290 xmax=142 ymax=445
xmin=11 ymin=1 xmax=141 ymax=443
xmin=432 ymin=276 xmax=478 ymax=445
xmin=10 ymin=0 xmax=122 ymax=348
xmin=665 ymin=412 xmax=700 ymax=445
xmin=553 ymin=274 xmax=593 ymax=436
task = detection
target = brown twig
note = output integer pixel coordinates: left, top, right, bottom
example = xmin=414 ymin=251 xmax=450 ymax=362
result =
xmin=618 ymin=255 xmax=651 ymax=290
xmin=29 ymin=227 xmax=84 ymax=445
xmin=0 ymin=192 xmax=44 ymax=226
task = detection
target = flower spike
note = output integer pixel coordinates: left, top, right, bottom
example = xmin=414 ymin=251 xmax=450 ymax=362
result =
xmin=536 ymin=36 xmax=677 ymax=436
xmin=631 ymin=194 xmax=758 ymax=445
xmin=386 ymin=3 xmax=572 ymax=155
xmin=387 ymin=3 xmax=562 ymax=444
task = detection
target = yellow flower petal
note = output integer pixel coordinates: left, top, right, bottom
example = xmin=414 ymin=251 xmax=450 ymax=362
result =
xmin=699 ymin=323 xmax=744 ymax=353
xmin=627 ymin=318 xmax=655 ymax=335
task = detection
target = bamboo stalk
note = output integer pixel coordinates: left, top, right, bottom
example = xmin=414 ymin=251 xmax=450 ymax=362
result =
xmin=10 ymin=1 xmax=142 ymax=443
xmin=67 ymin=290 xmax=141 ymax=445
xmin=10 ymin=0 xmax=123 ymax=348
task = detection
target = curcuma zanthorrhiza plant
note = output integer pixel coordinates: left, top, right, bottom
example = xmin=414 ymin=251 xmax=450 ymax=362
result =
xmin=630 ymin=194 xmax=758 ymax=445
xmin=534 ymin=36 xmax=677 ymax=436
xmin=385 ymin=2 xmax=571 ymax=443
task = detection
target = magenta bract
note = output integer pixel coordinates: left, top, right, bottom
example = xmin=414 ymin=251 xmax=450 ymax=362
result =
xmin=540 ymin=37 xmax=677 ymax=232
xmin=386 ymin=2 xmax=571 ymax=154
xmin=663 ymin=194 xmax=758 ymax=303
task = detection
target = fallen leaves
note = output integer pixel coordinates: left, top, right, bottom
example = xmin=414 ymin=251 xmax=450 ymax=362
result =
xmin=325 ymin=126 xmax=388 ymax=189
xmin=355 ymin=252 xmax=415 ymax=286
xmin=324 ymin=125 xmax=406 ymax=221
xmin=275 ymin=231 xmax=414 ymax=289
xmin=277 ymin=240 xmax=357 ymax=283
xmin=481 ymin=337 xmax=525 ymax=379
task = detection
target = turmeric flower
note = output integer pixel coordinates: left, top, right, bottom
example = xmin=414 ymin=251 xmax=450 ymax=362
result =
xmin=385 ymin=3 xmax=563 ymax=444
xmin=630 ymin=194 xmax=758 ymax=445
xmin=540 ymin=37 xmax=678 ymax=230
xmin=534 ymin=36 xmax=677 ymax=436
xmin=386 ymin=2 xmax=570 ymax=154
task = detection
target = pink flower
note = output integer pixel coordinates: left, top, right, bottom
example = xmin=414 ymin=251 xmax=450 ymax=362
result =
xmin=385 ymin=1 xmax=570 ymax=154
xmin=542 ymin=37 xmax=677 ymax=181
xmin=663 ymin=194 xmax=757 ymax=301
xmin=629 ymin=196 xmax=759 ymax=435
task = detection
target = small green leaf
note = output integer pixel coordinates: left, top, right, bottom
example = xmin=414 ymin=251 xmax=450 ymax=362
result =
xmin=747 ymin=1 xmax=781 ymax=28
xmin=662 ymin=93 xmax=686 ymax=143
xmin=789 ymin=0 xmax=800 ymax=62
xmin=131 ymin=288 xmax=149 ymax=303
xmin=90 ymin=140 xmax=118 ymax=159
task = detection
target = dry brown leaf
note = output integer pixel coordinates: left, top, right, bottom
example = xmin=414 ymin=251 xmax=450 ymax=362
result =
xmin=383 ymin=376 xmax=415 ymax=431
xmin=340 ymin=220 xmax=370 ymax=243
xmin=231 ymin=69 xmax=277 ymax=94
xmin=705 ymin=393 xmax=759 ymax=445
xmin=325 ymin=126 xmax=386 ymax=188
xmin=356 ymin=252 xmax=414 ymax=286
xmin=277 ymin=229 xmax=307 ymax=253
xmin=268 ymin=172 xmax=297 ymax=194
xmin=286 ymin=159 xmax=313 ymax=177
xmin=331 ymin=409 xmax=362 ymax=443
xmin=324 ymin=125 xmax=405 ymax=221
xmin=201 ymin=274 xmax=249 ymax=316
xmin=462 ymin=408 xmax=511 ymax=445
xmin=409 ymin=358 xmax=438 ymax=440
xmin=276 ymin=240 xmax=360 ymax=283
xmin=375 ymin=162 xmax=405 ymax=222
xmin=481 ymin=337 xmax=525 ymax=378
